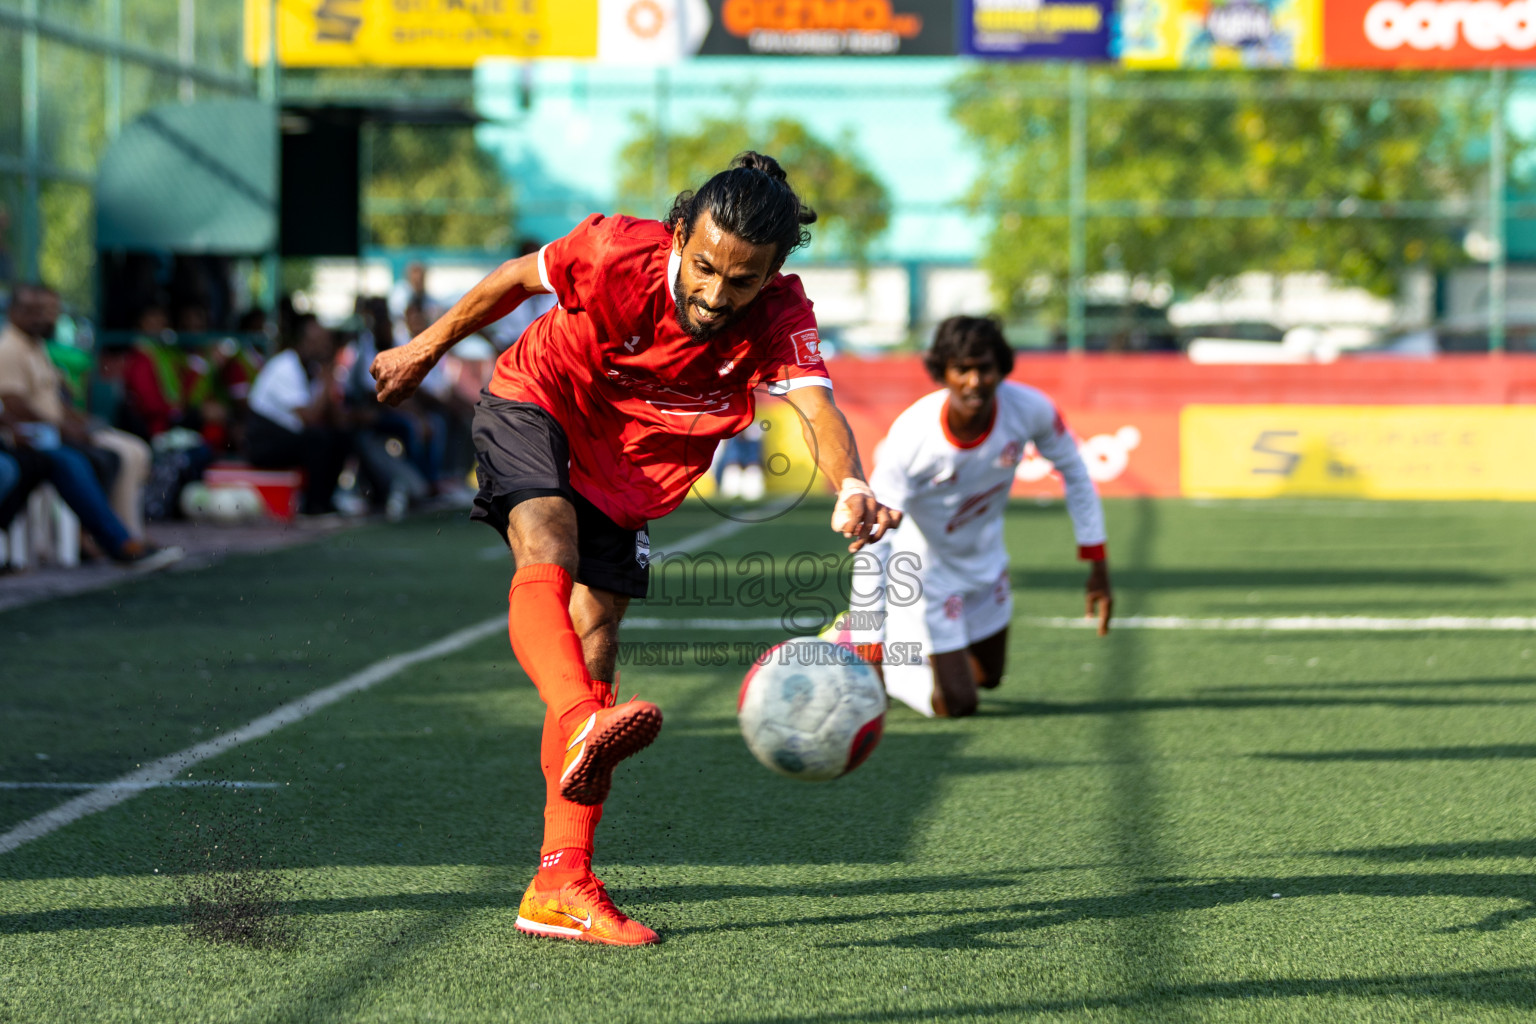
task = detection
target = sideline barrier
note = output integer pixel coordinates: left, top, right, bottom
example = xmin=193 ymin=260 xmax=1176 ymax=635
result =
xmin=1182 ymin=405 xmax=1536 ymax=501
xmin=815 ymin=354 xmax=1536 ymax=501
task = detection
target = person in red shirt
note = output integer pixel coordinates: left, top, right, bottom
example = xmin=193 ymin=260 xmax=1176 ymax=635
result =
xmin=373 ymin=153 xmax=896 ymax=946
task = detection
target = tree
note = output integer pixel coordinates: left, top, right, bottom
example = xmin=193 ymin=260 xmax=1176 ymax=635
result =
xmin=950 ymin=65 xmax=1502 ymax=316
xmin=616 ymin=113 xmax=891 ymax=267
xmin=363 ymin=122 xmax=513 ymax=252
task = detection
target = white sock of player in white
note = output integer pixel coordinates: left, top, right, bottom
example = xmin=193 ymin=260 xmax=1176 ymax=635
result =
xmin=882 ymin=662 xmax=936 ymax=718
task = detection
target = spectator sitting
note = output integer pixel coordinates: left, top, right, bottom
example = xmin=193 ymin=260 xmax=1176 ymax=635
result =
xmin=343 ymin=298 xmax=434 ymax=517
xmin=119 ymin=303 xmax=185 ymax=441
xmin=0 ymin=438 xmax=40 ymax=538
xmin=245 ymin=314 xmax=352 ymax=517
xmin=0 ymin=402 xmax=181 ymax=568
xmin=402 ymin=300 xmax=476 ymax=490
xmin=387 ymin=260 xmax=442 ymax=327
xmin=0 ymin=283 xmax=154 ymax=545
xmin=489 ymin=239 xmax=557 ymax=351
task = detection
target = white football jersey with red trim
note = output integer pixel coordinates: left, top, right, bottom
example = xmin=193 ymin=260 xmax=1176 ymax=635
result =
xmin=869 ymin=382 xmax=1106 ymax=591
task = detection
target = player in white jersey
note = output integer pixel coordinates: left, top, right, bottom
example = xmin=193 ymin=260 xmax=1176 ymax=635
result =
xmin=839 ymin=316 xmax=1113 ymax=717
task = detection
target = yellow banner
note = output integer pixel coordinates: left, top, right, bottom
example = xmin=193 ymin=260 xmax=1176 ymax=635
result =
xmin=1181 ymin=405 xmax=1536 ymax=501
xmin=1118 ymin=0 xmax=1321 ymax=69
xmin=245 ymin=0 xmax=598 ymax=67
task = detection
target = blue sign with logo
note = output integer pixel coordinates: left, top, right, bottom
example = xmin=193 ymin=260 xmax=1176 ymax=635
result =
xmin=960 ymin=0 xmax=1112 ymax=58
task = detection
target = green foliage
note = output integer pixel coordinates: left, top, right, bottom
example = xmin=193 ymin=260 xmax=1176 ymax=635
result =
xmin=0 ymin=2 xmax=247 ymax=312
xmin=952 ymin=66 xmax=1496 ymax=316
xmin=363 ymin=123 xmax=513 ymax=253
xmin=616 ymin=112 xmax=891 ymax=267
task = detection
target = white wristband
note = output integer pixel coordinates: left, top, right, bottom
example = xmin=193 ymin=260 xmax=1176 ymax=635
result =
xmin=837 ymin=478 xmax=874 ymax=501
xmin=831 ymin=478 xmax=875 ymax=536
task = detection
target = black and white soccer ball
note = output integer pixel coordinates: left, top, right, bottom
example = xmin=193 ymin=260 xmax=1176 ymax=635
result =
xmin=737 ymin=638 xmax=886 ymax=781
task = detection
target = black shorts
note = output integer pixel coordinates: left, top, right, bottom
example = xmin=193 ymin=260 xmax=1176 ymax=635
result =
xmin=470 ymin=391 xmax=651 ymax=598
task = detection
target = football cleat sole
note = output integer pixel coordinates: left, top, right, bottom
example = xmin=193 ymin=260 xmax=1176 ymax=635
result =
xmin=559 ymin=701 xmax=663 ymax=806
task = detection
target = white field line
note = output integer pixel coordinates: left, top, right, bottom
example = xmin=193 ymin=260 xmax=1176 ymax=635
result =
xmin=623 ymin=614 xmax=1536 ymax=633
xmin=0 ymin=519 xmax=747 ymax=856
xmin=1026 ymin=615 xmax=1536 ymax=632
xmin=0 ymin=781 xmax=281 ymax=791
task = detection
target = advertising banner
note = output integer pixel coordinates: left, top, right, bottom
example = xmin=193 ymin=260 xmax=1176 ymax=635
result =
xmin=1323 ymin=0 xmax=1536 ymax=67
xmin=600 ymin=0 xmax=714 ymax=64
xmin=1118 ymin=0 xmax=1322 ymax=67
xmin=1011 ymin=411 xmax=1182 ymax=498
xmin=961 ymin=0 xmax=1112 ymax=57
xmin=245 ymin=0 xmax=599 ymax=65
xmin=1181 ymin=405 xmax=1536 ymax=500
xmin=698 ymin=0 xmax=957 ymax=56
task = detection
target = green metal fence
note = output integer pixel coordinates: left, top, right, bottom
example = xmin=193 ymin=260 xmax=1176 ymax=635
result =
xmin=1 ymin=2 xmax=1529 ymax=353
xmin=0 ymin=0 xmax=251 ymax=309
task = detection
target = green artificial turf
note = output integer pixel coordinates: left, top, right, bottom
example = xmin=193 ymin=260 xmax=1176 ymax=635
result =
xmin=4 ymin=498 xmax=1536 ymax=1022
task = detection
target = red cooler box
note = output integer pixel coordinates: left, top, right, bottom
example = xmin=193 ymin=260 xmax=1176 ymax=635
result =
xmin=204 ymin=464 xmax=303 ymax=522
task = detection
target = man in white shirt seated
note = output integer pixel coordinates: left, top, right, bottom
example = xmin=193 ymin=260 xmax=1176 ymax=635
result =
xmin=244 ymin=314 xmax=352 ymax=516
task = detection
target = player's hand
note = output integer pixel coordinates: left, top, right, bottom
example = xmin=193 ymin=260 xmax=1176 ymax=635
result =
xmin=831 ymin=481 xmax=900 ymax=553
xmin=1085 ymin=559 xmax=1113 ymax=636
xmin=371 ymin=343 xmax=433 ymax=407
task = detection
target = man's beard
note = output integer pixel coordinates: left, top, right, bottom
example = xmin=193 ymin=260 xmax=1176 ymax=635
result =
xmin=672 ymin=275 xmax=738 ymax=342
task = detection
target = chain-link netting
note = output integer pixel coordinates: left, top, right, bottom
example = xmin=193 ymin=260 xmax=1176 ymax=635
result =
xmin=2 ymin=2 xmax=1532 ymax=354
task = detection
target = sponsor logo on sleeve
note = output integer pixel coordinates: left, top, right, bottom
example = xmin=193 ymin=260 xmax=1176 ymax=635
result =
xmin=791 ymin=328 xmax=823 ymax=367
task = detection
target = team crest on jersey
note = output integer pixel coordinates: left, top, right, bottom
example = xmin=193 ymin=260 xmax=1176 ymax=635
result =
xmin=997 ymin=440 xmax=1024 ymax=468
xmin=943 ymin=595 xmax=965 ymax=620
xmin=791 ymin=329 xmax=822 ymax=367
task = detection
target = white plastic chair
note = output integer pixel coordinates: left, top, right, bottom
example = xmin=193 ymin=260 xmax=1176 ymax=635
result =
xmin=5 ymin=484 xmax=81 ymax=569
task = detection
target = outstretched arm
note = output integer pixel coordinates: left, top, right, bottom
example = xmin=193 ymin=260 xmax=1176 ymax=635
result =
xmin=1032 ymin=415 xmax=1113 ymax=636
xmin=780 ymin=383 xmax=901 ymax=552
xmin=372 ymin=252 xmax=548 ymax=406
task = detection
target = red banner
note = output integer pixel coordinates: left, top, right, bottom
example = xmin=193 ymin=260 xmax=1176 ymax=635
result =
xmin=824 ymin=354 xmax=1536 ymax=499
xmin=1324 ymin=0 xmax=1536 ymax=67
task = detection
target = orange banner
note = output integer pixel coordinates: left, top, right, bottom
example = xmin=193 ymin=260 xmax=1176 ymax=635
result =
xmin=1323 ymin=0 xmax=1536 ymax=67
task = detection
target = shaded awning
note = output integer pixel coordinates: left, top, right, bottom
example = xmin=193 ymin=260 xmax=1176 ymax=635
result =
xmin=96 ymin=99 xmax=276 ymax=254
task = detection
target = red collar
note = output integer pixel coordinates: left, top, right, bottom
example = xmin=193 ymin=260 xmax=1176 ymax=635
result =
xmin=941 ymin=398 xmax=995 ymax=450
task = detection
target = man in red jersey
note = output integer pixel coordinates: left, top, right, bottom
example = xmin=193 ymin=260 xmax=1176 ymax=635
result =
xmin=372 ymin=153 xmax=897 ymax=946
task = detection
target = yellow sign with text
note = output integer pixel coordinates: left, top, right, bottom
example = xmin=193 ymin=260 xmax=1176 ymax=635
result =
xmin=1181 ymin=405 xmax=1536 ymax=501
xmin=245 ymin=0 xmax=598 ymax=67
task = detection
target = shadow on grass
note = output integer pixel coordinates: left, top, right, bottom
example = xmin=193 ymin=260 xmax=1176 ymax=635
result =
xmin=1201 ymin=677 xmax=1536 ymax=695
xmin=1325 ymin=839 xmax=1536 ymax=861
xmin=0 ymin=870 xmax=1025 ymax=937
xmin=0 ymin=718 xmax=974 ymax=882
xmin=981 ymin=694 xmax=1531 ymax=718
xmin=12 ymin=867 xmax=1536 ymax=941
xmin=718 ymin=967 xmax=1536 ymax=1020
xmin=1254 ymin=745 xmax=1536 ymax=763
xmin=819 ymin=870 xmax=1536 ymax=948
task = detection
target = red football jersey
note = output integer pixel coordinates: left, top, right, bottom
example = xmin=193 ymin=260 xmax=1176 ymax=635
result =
xmin=488 ymin=214 xmax=831 ymax=529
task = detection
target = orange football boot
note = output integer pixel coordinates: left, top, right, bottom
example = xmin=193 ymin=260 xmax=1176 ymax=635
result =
xmin=559 ymin=699 xmax=663 ymax=806
xmin=516 ymin=872 xmax=660 ymax=946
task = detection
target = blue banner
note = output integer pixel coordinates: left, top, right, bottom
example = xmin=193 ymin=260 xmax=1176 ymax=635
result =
xmin=960 ymin=0 xmax=1112 ymax=58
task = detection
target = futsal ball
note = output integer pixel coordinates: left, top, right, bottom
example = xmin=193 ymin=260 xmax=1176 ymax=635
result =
xmin=186 ymin=484 xmax=265 ymax=525
xmin=208 ymin=485 xmax=265 ymax=524
xmin=737 ymin=638 xmax=886 ymax=781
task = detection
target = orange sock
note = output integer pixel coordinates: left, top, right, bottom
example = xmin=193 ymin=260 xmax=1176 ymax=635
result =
xmin=508 ymin=564 xmax=603 ymax=735
xmin=535 ymin=847 xmax=592 ymax=887
xmin=539 ymin=679 xmax=613 ymax=859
